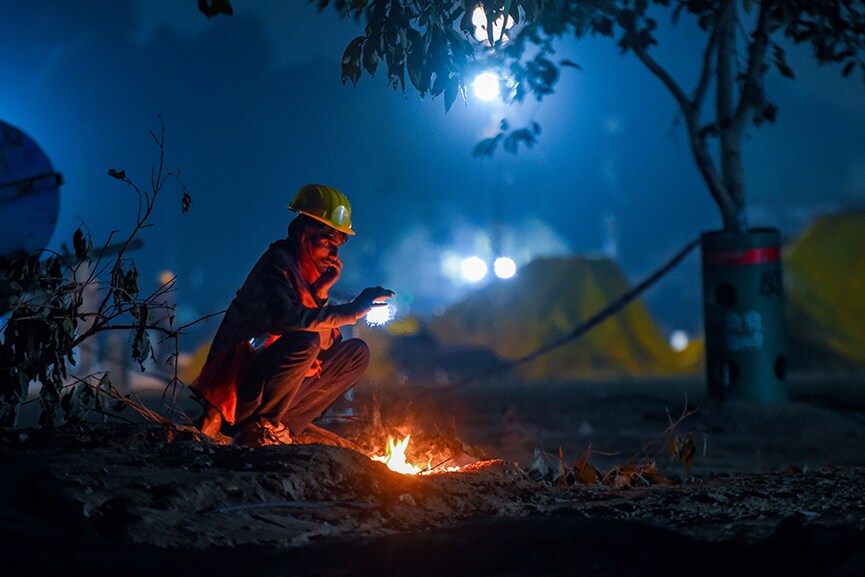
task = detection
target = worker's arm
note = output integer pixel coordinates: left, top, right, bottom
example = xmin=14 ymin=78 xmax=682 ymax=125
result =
xmin=262 ymin=251 xmax=392 ymax=332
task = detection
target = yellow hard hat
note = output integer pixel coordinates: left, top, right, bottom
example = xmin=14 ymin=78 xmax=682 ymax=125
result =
xmin=288 ymin=184 xmax=355 ymax=235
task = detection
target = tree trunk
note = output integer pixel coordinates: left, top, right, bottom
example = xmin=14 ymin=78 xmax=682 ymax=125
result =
xmin=716 ymin=1 xmax=747 ymax=233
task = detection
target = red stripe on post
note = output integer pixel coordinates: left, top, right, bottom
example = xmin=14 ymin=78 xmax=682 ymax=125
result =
xmin=703 ymin=246 xmax=780 ymax=266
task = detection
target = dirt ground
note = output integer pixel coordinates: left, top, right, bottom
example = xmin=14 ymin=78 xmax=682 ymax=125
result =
xmin=2 ymin=372 xmax=865 ymax=576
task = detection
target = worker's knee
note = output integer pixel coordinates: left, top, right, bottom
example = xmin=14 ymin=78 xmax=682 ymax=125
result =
xmin=274 ymin=331 xmax=321 ymax=362
xmin=342 ymin=338 xmax=370 ymax=371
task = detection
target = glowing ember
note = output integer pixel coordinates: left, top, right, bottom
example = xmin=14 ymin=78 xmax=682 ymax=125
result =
xmin=371 ymin=434 xmax=422 ymax=475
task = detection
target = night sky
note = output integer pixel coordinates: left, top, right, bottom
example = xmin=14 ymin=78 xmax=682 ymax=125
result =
xmin=2 ymin=0 xmax=863 ymax=348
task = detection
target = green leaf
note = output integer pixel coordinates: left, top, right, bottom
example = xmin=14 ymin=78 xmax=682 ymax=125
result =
xmin=362 ymin=34 xmax=379 ymax=76
xmin=198 ymin=0 xmax=233 ymax=18
xmin=593 ymin=17 xmax=614 ymax=37
xmin=773 ymin=45 xmax=795 ymax=79
xmin=124 ymin=268 xmax=140 ymax=299
xmin=679 ymin=435 xmax=696 ymax=472
xmin=527 ymin=56 xmax=558 ymax=96
xmin=503 ymin=127 xmax=539 ymax=154
xmin=406 ymin=29 xmax=428 ymax=94
xmin=61 ymin=387 xmax=74 ymax=420
xmin=776 ymin=62 xmax=795 ymax=79
xmin=672 ymin=3 xmax=684 ymax=25
xmin=473 ymin=134 xmax=502 ymax=158
xmin=132 ymin=327 xmax=152 ymax=370
xmin=44 ymin=257 xmax=63 ymax=291
xmin=342 ymin=36 xmax=365 ymax=85
xmin=134 ymin=302 xmax=149 ymax=324
xmin=98 ymin=373 xmax=112 ymax=392
xmin=443 ymin=76 xmax=459 ymax=112
xmin=76 ymin=380 xmax=94 ymax=403
xmin=72 ymin=227 xmax=90 ymax=260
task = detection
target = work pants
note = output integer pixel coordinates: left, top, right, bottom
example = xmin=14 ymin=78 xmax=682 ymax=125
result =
xmin=234 ymin=332 xmax=369 ymax=435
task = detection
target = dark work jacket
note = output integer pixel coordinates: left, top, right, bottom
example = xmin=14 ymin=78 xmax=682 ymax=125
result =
xmin=193 ymin=237 xmax=356 ymax=422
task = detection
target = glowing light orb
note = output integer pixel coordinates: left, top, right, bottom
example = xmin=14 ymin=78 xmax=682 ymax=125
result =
xmin=461 ymin=256 xmax=488 ymax=282
xmin=473 ymin=71 xmax=500 ymax=101
xmin=366 ymin=302 xmax=394 ymax=326
xmin=669 ymin=329 xmax=689 ymax=352
xmin=493 ymin=257 xmax=517 ymax=279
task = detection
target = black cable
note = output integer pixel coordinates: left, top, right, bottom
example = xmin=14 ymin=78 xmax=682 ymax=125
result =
xmin=454 ymin=236 xmax=702 ymax=386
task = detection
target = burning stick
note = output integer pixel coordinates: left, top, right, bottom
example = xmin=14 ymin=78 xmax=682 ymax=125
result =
xmin=420 ymin=456 xmax=454 ymax=474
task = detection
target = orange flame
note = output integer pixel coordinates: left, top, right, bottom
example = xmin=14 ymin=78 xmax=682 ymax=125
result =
xmin=371 ymin=434 xmax=422 ymax=475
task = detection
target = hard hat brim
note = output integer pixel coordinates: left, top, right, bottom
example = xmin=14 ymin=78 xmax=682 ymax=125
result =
xmin=289 ymin=207 xmax=355 ymax=235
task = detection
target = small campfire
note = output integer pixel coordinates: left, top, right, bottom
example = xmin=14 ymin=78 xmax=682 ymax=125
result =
xmin=349 ymin=394 xmax=485 ymax=475
xmin=370 ymin=433 xmax=467 ymax=475
xmin=371 ymin=435 xmax=422 ymax=474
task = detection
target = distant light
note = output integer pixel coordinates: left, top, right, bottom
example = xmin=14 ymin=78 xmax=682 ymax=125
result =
xmin=366 ymin=302 xmax=394 ymax=326
xmin=493 ymin=257 xmax=517 ymax=279
xmin=461 ymin=256 xmax=488 ymax=282
xmin=669 ymin=330 xmax=689 ymax=352
xmin=158 ymin=270 xmax=175 ymax=285
xmin=473 ymin=72 xmax=500 ymax=101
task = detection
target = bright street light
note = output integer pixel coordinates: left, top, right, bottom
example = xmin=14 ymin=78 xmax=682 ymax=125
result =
xmin=669 ymin=329 xmax=690 ymax=352
xmin=493 ymin=257 xmax=517 ymax=279
xmin=461 ymin=256 xmax=488 ymax=282
xmin=473 ymin=71 xmax=500 ymax=101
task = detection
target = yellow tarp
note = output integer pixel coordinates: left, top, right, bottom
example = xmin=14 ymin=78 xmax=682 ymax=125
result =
xmin=785 ymin=210 xmax=865 ymax=366
xmin=427 ymin=256 xmax=702 ymax=380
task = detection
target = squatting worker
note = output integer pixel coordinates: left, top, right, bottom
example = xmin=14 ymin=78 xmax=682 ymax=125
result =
xmin=191 ymin=184 xmax=394 ymax=447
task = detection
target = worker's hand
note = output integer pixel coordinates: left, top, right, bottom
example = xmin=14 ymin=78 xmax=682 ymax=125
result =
xmin=350 ymin=286 xmax=395 ymax=320
xmin=313 ymin=257 xmax=342 ymax=299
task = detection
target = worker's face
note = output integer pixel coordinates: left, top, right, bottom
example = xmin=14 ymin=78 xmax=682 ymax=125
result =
xmin=303 ymin=226 xmax=347 ymax=273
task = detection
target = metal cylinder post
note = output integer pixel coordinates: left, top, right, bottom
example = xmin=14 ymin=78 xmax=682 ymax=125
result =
xmin=701 ymin=228 xmax=787 ymax=402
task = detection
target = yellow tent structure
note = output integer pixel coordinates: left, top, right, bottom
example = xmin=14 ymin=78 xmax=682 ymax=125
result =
xmin=785 ymin=210 xmax=865 ymax=368
xmin=426 ymin=256 xmax=702 ymax=381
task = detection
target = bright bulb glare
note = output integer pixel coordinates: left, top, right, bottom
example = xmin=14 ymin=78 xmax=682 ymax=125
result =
xmin=473 ymin=72 xmax=500 ymax=101
xmin=493 ymin=257 xmax=517 ymax=279
xmin=461 ymin=256 xmax=488 ymax=282
xmin=669 ymin=329 xmax=689 ymax=352
xmin=366 ymin=303 xmax=394 ymax=326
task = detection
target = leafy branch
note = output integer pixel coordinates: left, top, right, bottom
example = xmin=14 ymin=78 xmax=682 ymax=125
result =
xmin=0 ymin=119 xmax=199 ymax=429
xmin=299 ymin=0 xmax=865 ymax=230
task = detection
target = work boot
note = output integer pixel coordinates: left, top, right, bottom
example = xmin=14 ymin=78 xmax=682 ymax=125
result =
xmin=197 ymin=403 xmax=223 ymax=438
xmin=234 ymin=420 xmax=292 ymax=447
